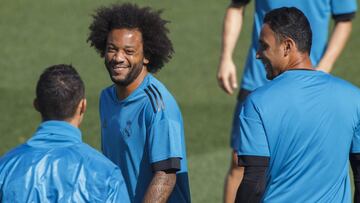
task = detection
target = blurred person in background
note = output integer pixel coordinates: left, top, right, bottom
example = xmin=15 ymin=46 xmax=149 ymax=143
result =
xmin=0 ymin=64 xmax=129 ymax=202
xmin=217 ymin=0 xmax=357 ymax=202
xmin=87 ymin=3 xmax=191 ymax=203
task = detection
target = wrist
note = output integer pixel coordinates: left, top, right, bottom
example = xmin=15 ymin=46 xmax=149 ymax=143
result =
xmin=220 ymin=53 xmax=233 ymax=61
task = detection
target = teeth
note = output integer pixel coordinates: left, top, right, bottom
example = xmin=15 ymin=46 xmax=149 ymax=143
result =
xmin=113 ymin=66 xmax=125 ymax=69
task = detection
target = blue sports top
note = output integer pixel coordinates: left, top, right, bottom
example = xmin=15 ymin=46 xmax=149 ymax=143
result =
xmin=241 ymin=0 xmax=357 ymax=91
xmin=0 ymin=121 xmax=129 ymax=203
xmin=238 ymin=70 xmax=360 ymax=202
xmin=100 ymin=74 xmax=190 ymax=203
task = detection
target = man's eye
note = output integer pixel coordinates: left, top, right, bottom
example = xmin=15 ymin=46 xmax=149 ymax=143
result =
xmin=107 ymin=47 xmax=116 ymax=52
xmin=126 ymin=50 xmax=135 ymax=55
xmin=260 ymin=43 xmax=268 ymax=51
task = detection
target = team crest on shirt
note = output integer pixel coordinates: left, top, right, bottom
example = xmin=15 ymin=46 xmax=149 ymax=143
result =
xmin=121 ymin=120 xmax=132 ymax=138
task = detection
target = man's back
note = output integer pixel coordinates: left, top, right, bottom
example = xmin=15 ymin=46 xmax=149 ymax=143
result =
xmin=240 ymin=70 xmax=360 ymax=202
xmin=0 ymin=121 xmax=129 ymax=203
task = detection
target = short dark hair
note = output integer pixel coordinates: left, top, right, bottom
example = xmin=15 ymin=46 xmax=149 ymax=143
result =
xmin=87 ymin=3 xmax=174 ymax=73
xmin=36 ymin=64 xmax=85 ymax=121
xmin=264 ymin=7 xmax=312 ymax=53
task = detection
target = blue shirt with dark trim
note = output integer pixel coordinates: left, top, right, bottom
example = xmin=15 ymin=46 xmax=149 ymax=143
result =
xmin=100 ymin=74 xmax=190 ymax=203
xmin=0 ymin=121 xmax=129 ymax=203
xmin=238 ymin=70 xmax=360 ymax=202
xmin=238 ymin=0 xmax=357 ymax=91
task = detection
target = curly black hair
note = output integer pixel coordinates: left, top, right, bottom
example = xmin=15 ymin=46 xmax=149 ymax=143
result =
xmin=87 ymin=3 xmax=174 ymax=73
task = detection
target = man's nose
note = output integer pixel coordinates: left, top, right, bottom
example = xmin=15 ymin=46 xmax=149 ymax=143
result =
xmin=113 ymin=51 xmax=125 ymax=63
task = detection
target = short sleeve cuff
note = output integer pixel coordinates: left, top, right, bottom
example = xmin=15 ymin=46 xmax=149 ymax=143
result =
xmin=230 ymin=0 xmax=251 ymax=7
xmin=332 ymin=12 xmax=356 ymax=22
xmin=350 ymin=153 xmax=360 ymax=161
xmin=151 ymin=158 xmax=181 ymax=172
xmin=238 ymin=155 xmax=270 ymax=167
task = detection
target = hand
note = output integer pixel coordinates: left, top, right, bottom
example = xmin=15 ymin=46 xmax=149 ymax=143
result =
xmin=217 ymin=58 xmax=238 ymax=95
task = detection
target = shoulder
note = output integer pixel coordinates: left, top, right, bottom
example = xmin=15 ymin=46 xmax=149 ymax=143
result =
xmin=0 ymin=144 xmax=29 ymax=167
xmin=100 ymin=85 xmax=115 ymax=100
xmin=245 ymin=73 xmax=296 ymax=109
xmin=75 ymin=143 xmax=119 ymax=170
xmin=99 ymin=85 xmax=117 ymax=116
xmin=143 ymin=75 xmax=181 ymax=115
xmin=328 ymin=74 xmax=360 ymax=95
xmin=328 ymin=73 xmax=354 ymax=86
xmin=248 ymin=79 xmax=281 ymax=102
xmin=1 ymin=144 xmax=28 ymax=157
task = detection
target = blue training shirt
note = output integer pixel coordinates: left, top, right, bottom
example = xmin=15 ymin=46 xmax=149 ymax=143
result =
xmin=241 ymin=0 xmax=357 ymax=91
xmin=238 ymin=70 xmax=360 ymax=202
xmin=0 ymin=121 xmax=129 ymax=203
xmin=100 ymin=74 xmax=190 ymax=203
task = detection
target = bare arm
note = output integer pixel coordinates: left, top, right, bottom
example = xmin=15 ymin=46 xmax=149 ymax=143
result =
xmin=142 ymin=171 xmax=176 ymax=203
xmin=217 ymin=5 xmax=245 ymax=95
xmin=316 ymin=21 xmax=352 ymax=73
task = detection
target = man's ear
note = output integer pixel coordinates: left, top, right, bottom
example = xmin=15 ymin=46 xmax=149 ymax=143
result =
xmin=79 ymin=98 xmax=87 ymax=115
xmin=33 ymin=98 xmax=40 ymax=112
xmin=283 ymin=38 xmax=295 ymax=57
xmin=143 ymin=57 xmax=149 ymax=65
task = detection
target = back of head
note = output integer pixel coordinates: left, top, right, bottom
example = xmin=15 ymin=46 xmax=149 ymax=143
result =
xmin=264 ymin=7 xmax=312 ymax=54
xmin=36 ymin=64 xmax=85 ymax=121
xmin=87 ymin=3 xmax=174 ymax=73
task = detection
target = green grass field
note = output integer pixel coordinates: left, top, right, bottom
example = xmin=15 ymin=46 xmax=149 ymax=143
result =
xmin=1 ymin=0 xmax=359 ymax=202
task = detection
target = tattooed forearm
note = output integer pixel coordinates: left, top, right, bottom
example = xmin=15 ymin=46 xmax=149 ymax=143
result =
xmin=142 ymin=171 xmax=176 ymax=203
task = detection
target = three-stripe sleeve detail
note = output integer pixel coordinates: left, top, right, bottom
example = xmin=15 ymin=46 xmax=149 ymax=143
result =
xmin=151 ymin=84 xmax=165 ymax=109
xmin=144 ymin=84 xmax=165 ymax=113
xmin=144 ymin=89 xmax=156 ymax=113
xmin=148 ymin=86 xmax=161 ymax=112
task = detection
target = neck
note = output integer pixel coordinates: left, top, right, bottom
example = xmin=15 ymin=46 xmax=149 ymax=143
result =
xmin=286 ymin=52 xmax=313 ymax=71
xmin=64 ymin=117 xmax=80 ymax=128
xmin=116 ymin=66 xmax=148 ymax=100
xmin=42 ymin=118 xmax=80 ymax=128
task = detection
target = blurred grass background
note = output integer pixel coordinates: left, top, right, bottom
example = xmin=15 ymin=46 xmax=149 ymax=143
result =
xmin=0 ymin=0 xmax=359 ymax=202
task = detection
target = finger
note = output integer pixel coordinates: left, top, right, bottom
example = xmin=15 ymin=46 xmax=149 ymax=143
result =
xmin=217 ymin=76 xmax=228 ymax=94
xmin=222 ymin=77 xmax=233 ymax=95
xmin=229 ymin=72 xmax=238 ymax=90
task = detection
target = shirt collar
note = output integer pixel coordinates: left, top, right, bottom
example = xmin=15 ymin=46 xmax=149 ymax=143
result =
xmin=112 ymin=73 xmax=152 ymax=103
xmin=27 ymin=120 xmax=82 ymax=148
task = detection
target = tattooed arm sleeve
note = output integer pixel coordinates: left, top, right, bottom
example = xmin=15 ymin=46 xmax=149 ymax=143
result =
xmin=142 ymin=171 xmax=177 ymax=203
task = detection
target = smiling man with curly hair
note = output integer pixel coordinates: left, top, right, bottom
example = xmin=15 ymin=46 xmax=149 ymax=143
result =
xmin=87 ymin=3 xmax=191 ymax=203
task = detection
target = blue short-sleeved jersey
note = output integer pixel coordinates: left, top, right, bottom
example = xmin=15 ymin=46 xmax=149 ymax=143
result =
xmin=241 ymin=0 xmax=357 ymax=91
xmin=0 ymin=121 xmax=129 ymax=203
xmin=100 ymin=74 xmax=190 ymax=203
xmin=238 ymin=70 xmax=360 ymax=202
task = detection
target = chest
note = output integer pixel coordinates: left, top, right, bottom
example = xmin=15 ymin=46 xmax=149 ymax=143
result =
xmin=100 ymin=101 xmax=151 ymax=147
